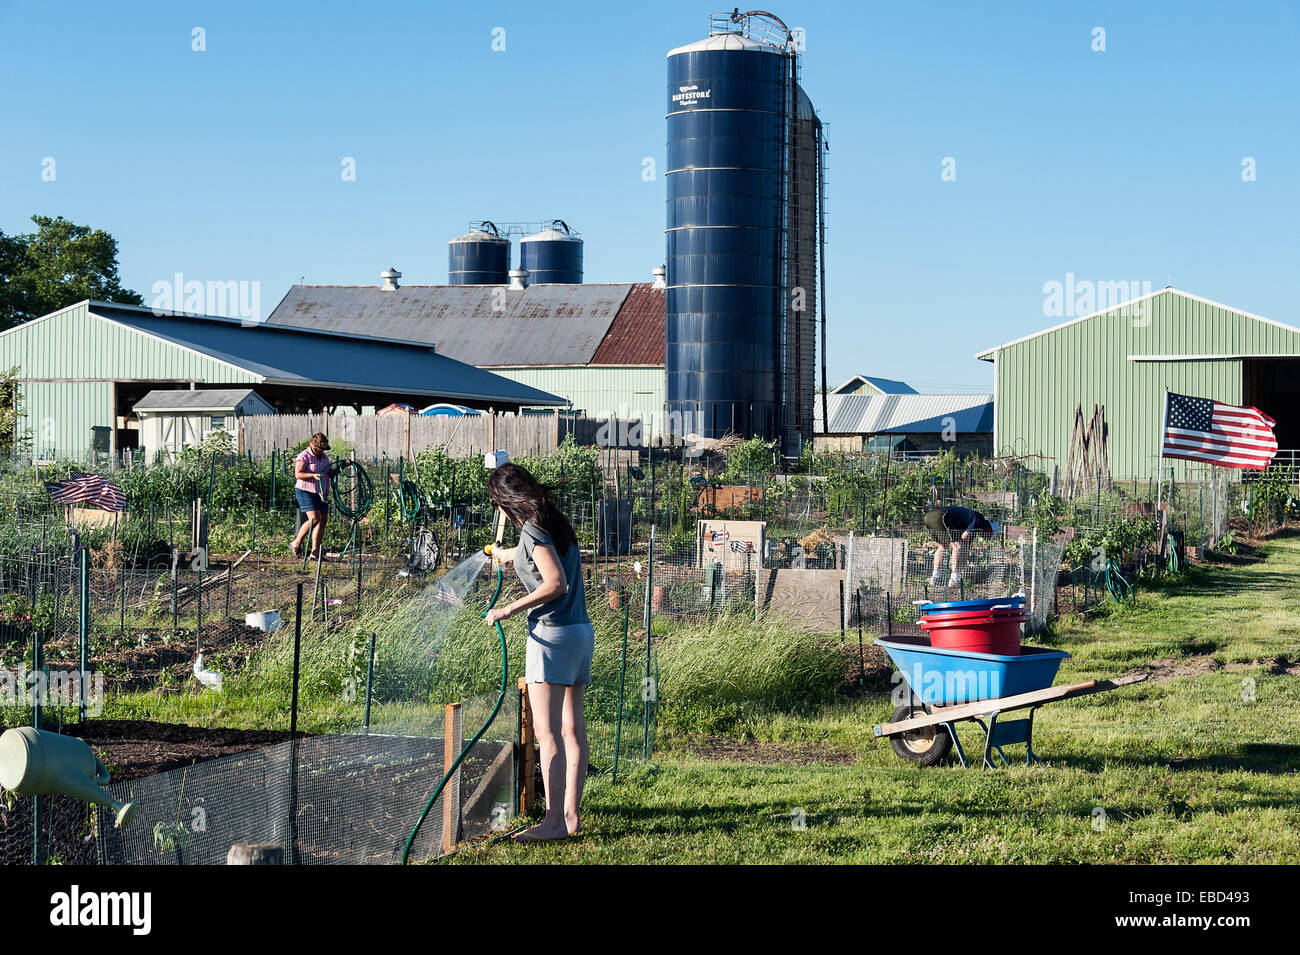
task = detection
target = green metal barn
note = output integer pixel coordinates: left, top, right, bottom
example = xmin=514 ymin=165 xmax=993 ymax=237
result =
xmin=977 ymin=288 xmax=1300 ymax=479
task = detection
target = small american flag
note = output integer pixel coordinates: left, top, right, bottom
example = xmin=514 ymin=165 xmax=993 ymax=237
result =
xmin=1162 ymin=392 xmax=1278 ymax=470
xmin=44 ymin=472 xmax=127 ymax=512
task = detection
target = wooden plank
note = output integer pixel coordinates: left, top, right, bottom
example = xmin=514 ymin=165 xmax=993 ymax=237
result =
xmin=758 ymin=567 xmax=844 ymax=632
xmin=873 ymin=673 xmax=1148 ymax=737
xmin=442 ymin=702 xmax=462 ymax=854
xmin=518 ymin=677 xmax=535 ymax=815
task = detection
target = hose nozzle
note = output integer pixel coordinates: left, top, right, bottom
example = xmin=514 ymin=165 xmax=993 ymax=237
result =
xmin=483 ymin=544 xmax=494 ymax=557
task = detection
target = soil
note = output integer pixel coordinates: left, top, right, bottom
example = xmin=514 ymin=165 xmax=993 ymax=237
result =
xmin=1128 ymin=653 xmax=1300 ymax=684
xmin=834 ymin=642 xmax=894 ymax=696
xmin=1264 ymin=655 xmax=1300 ymax=676
xmin=1127 ymin=655 xmax=1223 ymax=683
xmin=62 ymin=719 xmax=296 ymax=781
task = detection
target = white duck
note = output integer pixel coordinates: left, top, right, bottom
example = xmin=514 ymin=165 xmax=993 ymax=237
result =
xmin=193 ymin=650 xmax=223 ymax=692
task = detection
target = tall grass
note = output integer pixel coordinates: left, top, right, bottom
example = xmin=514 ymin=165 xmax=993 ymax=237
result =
xmin=241 ymin=562 xmax=640 ymax=727
xmin=654 ymin=609 xmax=845 ymax=734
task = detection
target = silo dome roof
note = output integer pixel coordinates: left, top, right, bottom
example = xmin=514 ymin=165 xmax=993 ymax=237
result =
xmin=521 ymin=228 xmax=582 ymax=242
xmin=667 ymin=33 xmax=785 ymax=57
xmin=450 ymin=229 xmax=508 ymax=244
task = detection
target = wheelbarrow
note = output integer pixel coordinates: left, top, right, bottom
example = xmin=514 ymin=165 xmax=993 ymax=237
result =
xmin=873 ymin=635 xmax=1147 ymax=768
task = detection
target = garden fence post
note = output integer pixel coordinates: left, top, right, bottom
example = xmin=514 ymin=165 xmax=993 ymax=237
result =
xmin=443 ymin=702 xmax=462 ymax=854
xmin=613 ymin=597 xmax=630 ymax=783
xmin=839 ymin=578 xmax=845 ymax=643
xmin=78 ymin=539 xmax=88 ymax=723
xmin=31 ymin=623 xmax=43 ymax=864
xmin=1030 ymin=527 xmax=1039 ymax=627
xmin=363 ymin=631 xmax=376 ymax=734
xmin=518 ymin=676 xmax=535 ymax=815
xmin=171 ymin=548 xmax=178 ymax=631
xmin=288 ymin=582 xmax=303 ymax=865
xmin=643 ymin=525 xmax=656 ymax=760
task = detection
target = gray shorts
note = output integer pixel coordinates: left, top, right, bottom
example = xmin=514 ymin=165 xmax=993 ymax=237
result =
xmin=526 ymin=619 xmax=595 ymax=686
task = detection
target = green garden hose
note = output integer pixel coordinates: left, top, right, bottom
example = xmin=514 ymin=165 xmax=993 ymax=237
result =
xmin=1101 ymin=559 xmax=1134 ymax=605
xmin=329 ymin=459 xmax=375 ymax=520
xmin=396 ymin=479 xmax=424 ymax=521
xmin=401 ymin=556 xmax=509 ymax=864
xmin=324 ymin=460 xmax=375 ymax=559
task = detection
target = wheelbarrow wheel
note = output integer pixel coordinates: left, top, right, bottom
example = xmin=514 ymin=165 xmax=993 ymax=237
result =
xmin=888 ymin=703 xmax=953 ymax=766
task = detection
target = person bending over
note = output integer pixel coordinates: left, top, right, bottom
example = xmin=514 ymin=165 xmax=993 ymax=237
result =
xmin=923 ymin=505 xmax=1000 ymax=588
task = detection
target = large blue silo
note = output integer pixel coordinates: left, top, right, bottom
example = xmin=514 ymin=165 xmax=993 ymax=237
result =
xmin=448 ymin=224 xmax=511 ymax=285
xmin=519 ymin=223 xmax=583 ymax=284
xmin=665 ymin=27 xmax=792 ymax=444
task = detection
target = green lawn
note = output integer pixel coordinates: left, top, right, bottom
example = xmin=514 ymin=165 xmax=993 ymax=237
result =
xmin=449 ymin=532 xmax=1300 ymax=864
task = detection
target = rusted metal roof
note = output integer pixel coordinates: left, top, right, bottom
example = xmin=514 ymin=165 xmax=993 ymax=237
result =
xmin=267 ymin=284 xmax=636 ymax=366
xmin=591 ymin=284 xmax=665 ymax=365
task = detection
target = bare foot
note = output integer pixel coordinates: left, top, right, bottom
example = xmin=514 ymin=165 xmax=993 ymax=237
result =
xmin=510 ymin=823 xmax=570 ymax=843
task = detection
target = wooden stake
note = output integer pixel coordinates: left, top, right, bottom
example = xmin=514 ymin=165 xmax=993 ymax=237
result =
xmin=518 ymin=677 xmax=535 ymax=814
xmin=442 ymin=702 xmax=462 ymax=854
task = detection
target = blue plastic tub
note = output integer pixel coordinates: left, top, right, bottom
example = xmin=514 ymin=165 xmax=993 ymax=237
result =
xmin=877 ymin=635 xmax=1069 ymax=705
xmin=918 ymin=595 xmax=1025 ymax=616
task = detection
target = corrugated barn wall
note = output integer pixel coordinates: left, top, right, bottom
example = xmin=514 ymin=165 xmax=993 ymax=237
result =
xmin=987 ymin=290 xmax=1300 ymax=479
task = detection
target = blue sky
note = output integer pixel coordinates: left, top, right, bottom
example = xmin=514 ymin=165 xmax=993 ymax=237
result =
xmin=2 ymin=0 xmax=1296 ymax=392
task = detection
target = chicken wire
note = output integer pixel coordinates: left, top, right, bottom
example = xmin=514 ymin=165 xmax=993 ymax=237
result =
xmin=0 ymin=793 xmax=99 ymax=865
xmin=844 ymin=525 xmax=1025 ymax=633
xmin=96 ymin=710 xmax=516 ymax=866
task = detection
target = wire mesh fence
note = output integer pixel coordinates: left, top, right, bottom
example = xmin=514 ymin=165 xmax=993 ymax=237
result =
xmin=2 ymin=442 xmax=1295 ymax=864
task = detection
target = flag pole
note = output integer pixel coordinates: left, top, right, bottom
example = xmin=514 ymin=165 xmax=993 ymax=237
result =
xmin=1156 ymin=387 xmax=1169 ymax=555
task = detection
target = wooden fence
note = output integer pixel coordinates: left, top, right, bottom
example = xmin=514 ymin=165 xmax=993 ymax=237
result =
xmin=237 ymin=411 xmax=566 ymax=461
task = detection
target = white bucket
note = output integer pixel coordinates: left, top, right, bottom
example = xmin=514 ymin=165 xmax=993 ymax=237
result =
xmin=245 ymin=610 xmax=282 ymax=632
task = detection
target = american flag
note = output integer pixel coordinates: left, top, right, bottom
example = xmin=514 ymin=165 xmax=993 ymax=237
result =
xmin=1161 ymin=392 xmax=1278 ymax=470
xmin=44 ymin=472 xmax=127 ymax=512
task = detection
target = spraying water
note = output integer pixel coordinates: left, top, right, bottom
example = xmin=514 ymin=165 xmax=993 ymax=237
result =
xmin=364 ymin=551 xmax=500 ymax=734
xmin=402 ymin=550 xmax=492 ymax=652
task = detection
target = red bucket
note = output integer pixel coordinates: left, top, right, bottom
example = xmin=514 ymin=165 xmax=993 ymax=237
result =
xmin=919 ymin=607 xmax=1026 ymax=655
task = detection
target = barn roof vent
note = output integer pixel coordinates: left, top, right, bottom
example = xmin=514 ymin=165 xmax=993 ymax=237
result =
xmin=380 ymin=267 xmax=401 ymax=291
xmin=508 ymin=268 xmax=529 ymax=290
xmin=651 ymin=265 xmax=667 ymax=290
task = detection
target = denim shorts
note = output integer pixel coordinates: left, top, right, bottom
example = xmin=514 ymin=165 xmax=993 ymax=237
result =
xmin=526 ymin=619 xmax=595 ymax=686
xmin=295 ymin=488 xmax=329 ymax=514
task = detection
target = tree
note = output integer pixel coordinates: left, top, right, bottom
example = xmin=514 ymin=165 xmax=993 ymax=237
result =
xmin=0 ymin=215 xmax=143 ymax=330
xmin=0 ymin=365 xmax=28 ymax=457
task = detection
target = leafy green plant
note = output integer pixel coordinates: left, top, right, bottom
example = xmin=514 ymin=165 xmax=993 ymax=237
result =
xmin=153 ymin=820 xmax=189 ymax=852
xmin=721 ymin=437 xmax=776 ymax=484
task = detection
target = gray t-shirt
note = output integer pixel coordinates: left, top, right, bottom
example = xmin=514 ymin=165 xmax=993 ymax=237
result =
xmin=515 ymin=521 xmax=589 ymax=627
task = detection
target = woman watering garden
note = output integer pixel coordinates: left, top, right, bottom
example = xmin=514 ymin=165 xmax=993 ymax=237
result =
xmin=484 ymin=462 xmax=594 ymax=842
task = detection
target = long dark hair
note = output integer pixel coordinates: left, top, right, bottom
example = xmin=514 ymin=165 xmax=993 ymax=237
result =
xmin=486 ymin=462 xmax=578 ymax=557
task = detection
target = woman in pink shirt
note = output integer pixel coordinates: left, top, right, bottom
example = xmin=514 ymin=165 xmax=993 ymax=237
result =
xmin=290 ymin=433 xmax=331 ymax=559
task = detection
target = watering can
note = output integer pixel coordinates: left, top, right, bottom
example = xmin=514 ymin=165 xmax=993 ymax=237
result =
xmin=0 ymin=727 xmax=138 ymax=828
